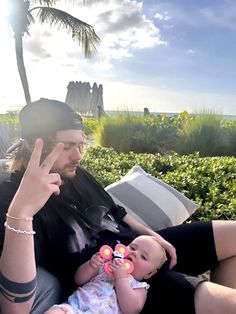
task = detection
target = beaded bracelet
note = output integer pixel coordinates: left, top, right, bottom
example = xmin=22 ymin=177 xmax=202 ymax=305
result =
xmin=6 ymin=213 xmax=33 ymax=221
xmin=4 ymin=221 xmax=36 ymax=235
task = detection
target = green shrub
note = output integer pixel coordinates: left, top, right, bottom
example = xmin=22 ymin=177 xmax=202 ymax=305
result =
xmin=94 ymin=111 xmax=236 ymax=156
xmin=175 ymin=113 xmax=230 ymax=156
xmin=94 ymin=113 xmax=177 ymax=154
xmin=1 ymin=110 xmax=235 ymax=157
xmin=0 ymin=112 xmax=20 ymax=141
xmin=222 ymin=119 xmax=236 ymax=156
xmin=83 ymin=117 xmax=98 ymax=135
xmin=82 ymin=146 xmax=236 ymax=221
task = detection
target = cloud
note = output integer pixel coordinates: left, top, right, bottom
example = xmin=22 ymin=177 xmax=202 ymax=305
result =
xmin=19 ymin=0 xmax=166 ymax=72
xmin=154 ymin=12 xmax=171 ymax=21
xmin=24 ymin=0 xmax=167 ymax=71
xmin=186 ymin=49 xmax=195 ymax=54
xmin=24 ymin=30 xmax=51 ymax=59
xmin=199 ymin=5 xmax=236 ymax=30
xmin=42 ymin=31 xmax=52 ymax=38
xmin=95 ymin=0 xmax=167 ymax=50
xmin=84 ymin=0 xmax=168 ymax=68
xmin=152 ymin=1 xmax=236 ymax=30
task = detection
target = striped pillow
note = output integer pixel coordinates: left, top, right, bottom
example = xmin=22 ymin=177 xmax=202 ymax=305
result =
xmin=105 ymin=165 xmax=198 ymax=230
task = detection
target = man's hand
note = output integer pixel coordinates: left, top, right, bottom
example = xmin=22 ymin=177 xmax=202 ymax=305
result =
xmin=154 ymin=234 xmax=177 ymax=269
xmin=122 ymin=213 xmax=177 ymax=269
xmin=8 ymin=138 xmax=64 ymax=218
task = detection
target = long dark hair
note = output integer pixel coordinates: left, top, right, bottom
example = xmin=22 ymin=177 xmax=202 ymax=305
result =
xmin=8 ymin=135 xmax=56 ymax=172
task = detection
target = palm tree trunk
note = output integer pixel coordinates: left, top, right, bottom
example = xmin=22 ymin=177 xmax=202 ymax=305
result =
xmin=15 ymin=32 xmax=31 ymax=105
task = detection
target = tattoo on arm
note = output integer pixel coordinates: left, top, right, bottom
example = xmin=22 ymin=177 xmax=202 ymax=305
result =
xmin=0 ymin=272 xmax=37 ymax=303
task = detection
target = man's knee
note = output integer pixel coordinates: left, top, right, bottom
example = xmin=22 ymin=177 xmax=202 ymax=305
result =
xmin=195 ymin=281 xmax=236 ymax=314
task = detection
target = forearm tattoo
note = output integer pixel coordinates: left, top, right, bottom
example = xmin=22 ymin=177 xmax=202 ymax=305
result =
xmin=0 ymin=272 xmax=36 ymax=303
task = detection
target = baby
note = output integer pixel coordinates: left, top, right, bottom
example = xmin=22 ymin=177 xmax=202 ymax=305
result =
xmin=45 ymin=235 xmax=167 ymax=314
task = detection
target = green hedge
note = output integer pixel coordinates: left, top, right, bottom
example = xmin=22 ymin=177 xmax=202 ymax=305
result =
xmin=94 ymin=114 xmax=177 ymax=154
xmin=1 ymin=111 xmax=236 ymax=156
xmin=0 ymin=112 xmax=20 ymax=141
xmin=82 ymin=146 xmax=236 ymax=222
xmin=93 ymin=112 xmax=236 ymax=156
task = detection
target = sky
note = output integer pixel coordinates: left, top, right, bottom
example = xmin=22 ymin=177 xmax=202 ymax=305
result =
xmin=0 ymin=0 xmax=236 ymax=115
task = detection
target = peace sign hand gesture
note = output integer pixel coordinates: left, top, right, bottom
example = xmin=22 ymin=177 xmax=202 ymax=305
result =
xmin=8 ymin=139 xmax=64 ymax=219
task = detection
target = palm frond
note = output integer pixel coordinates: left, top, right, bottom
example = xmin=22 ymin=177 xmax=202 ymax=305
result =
xmin=30 ymin=1 xmax=58 ymax=5
xmin=30 ymin=1 xmax=85 ymax=7
xmin=8 ymin=0 xmax=35 ymax=35
xmin=31 ymin=6 xmax=100 ymax=57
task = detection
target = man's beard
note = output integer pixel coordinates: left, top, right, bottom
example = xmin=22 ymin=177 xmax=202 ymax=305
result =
xmin=56 ymin=162 xmax=79 ymax=182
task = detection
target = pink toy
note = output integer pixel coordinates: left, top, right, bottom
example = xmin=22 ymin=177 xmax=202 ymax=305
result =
xmin=99 ymin=243 xmax=134 ymax=276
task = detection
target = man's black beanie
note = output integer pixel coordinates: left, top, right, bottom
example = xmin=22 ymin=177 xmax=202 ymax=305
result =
xmin=19 ymin=98 xmax=83 ymax=139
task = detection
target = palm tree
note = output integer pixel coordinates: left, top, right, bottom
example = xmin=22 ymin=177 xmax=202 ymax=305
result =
xmin=8 ymin=0 xmax=100 ymax=105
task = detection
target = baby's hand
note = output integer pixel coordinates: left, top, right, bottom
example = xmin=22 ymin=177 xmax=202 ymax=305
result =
xmin=89 ymin=252 xmax=104 ymax=269
xmin=110 ymin=259 xmax=128 ymax=280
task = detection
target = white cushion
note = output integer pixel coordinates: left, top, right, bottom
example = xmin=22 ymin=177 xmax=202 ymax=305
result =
xmin=105 ymin=165 xmax=198 ymax=230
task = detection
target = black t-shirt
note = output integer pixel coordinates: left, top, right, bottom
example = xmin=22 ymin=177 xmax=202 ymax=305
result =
xmin=0 ymin=166 xmax=136 ymax=294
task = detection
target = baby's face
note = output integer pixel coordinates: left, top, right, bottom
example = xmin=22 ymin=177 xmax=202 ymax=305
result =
xmin=127 ymin=236 xmax=166 ymax=281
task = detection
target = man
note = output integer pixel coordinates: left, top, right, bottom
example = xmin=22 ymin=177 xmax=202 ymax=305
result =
xmin=0 ymin=98 xmax=175 ymax=313
xmin=1 ymin=98 xmax=236 ymax=314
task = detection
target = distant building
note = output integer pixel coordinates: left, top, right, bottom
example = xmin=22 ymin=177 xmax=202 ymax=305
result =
xmin=65 ymin=81 xmax=104 ymax=116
